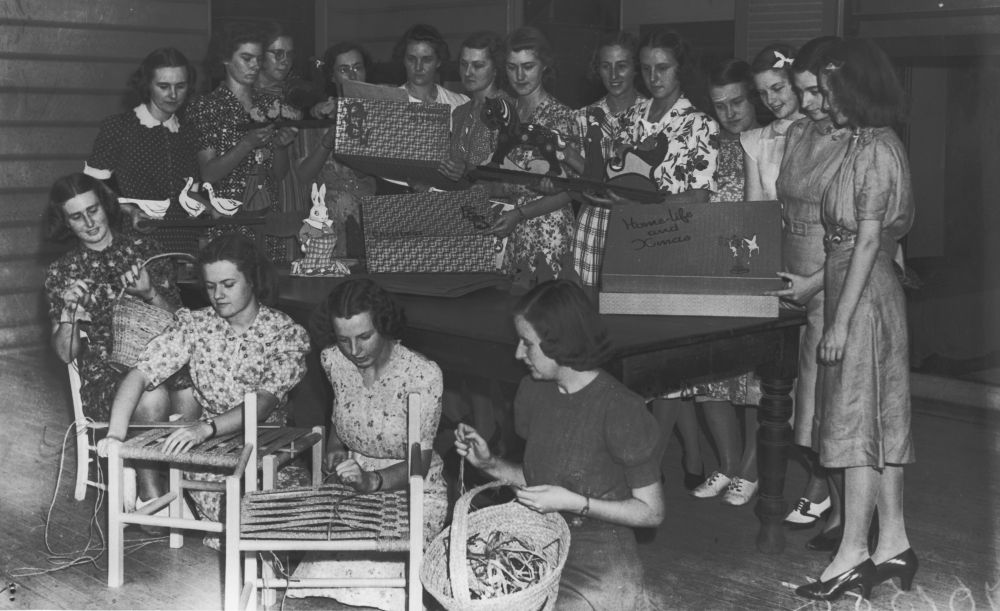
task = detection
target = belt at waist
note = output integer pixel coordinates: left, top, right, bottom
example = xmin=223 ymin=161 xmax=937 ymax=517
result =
xmin=786 ymin=219 xmax=825 ymax=237
xmin=824 ymin=231 xmax=898 ymax=254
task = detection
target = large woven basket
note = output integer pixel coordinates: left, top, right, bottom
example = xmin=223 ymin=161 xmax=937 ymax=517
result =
xmin=110 ymin=252 xmax=194 ymax=368
xmin=421 ymin=481 xmax=570 ymax=611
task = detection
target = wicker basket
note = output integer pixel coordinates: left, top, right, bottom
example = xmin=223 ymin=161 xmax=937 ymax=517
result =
xmin=109 ymin=252 xmax=194 ymax=368
xmin=421 ymin=481 xmax=571 ymax=611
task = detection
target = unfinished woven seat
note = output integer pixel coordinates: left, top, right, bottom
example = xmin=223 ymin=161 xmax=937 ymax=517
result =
xmin=105 ymin=393 xmax=323 ymax=589
xmin=223 ymin=393 xmax=425 ymax=611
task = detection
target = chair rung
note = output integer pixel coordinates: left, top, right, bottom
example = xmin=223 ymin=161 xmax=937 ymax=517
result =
xmin=256 ymin=577 xmax=407 ymax=589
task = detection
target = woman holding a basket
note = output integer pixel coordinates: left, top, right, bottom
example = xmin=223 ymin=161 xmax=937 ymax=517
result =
xmin=455 ymin=280 xmax=665 ymax=610
xmin=45 ymin=172 xmax=186 ymax=422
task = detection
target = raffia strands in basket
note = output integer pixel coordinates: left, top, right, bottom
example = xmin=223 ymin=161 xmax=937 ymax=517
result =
xmin=240 ymin=484 xmax=410 ymax=551
xmin=110 ymin=252 xmax=196 ymax=367
xmin=420 ymin=480 xmax=571 ymax=611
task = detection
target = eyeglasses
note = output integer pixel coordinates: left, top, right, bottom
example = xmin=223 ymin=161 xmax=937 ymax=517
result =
xmin=336 ymin=63 xmax=364 ymax=75
xmin=266 ymin=49 xmax=295 ymax=62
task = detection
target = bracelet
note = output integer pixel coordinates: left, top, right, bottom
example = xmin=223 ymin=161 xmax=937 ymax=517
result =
xmin=205 ymin=418 xmax=217 ymax=438
xmin=105 ymin=434 xmax=124 ymax=443
xmin=372 ymin=469 xmax=384 ymax=492
xmin=579 ymin=495 xmax=590 ymax=518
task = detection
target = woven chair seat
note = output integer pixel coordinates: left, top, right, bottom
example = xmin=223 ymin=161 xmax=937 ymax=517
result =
xmin=118 ymin=426 xmax=322 ymax=470
xmin=240 ymin=484 xmax=410 ymax=552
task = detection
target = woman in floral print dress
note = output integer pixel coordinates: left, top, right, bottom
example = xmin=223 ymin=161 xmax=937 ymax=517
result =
xmin=290 ymin=279 xmax=445 ymax=610
xmin=487 ymin=27 xmax=578 ymax=274
xmin=97 ymin=235 xmax=310 ymax=525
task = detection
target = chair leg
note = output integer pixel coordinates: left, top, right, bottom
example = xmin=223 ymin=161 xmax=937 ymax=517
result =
xmin=311 ymin=425 xmax=324 ymax=486
xmin=74 ymin=422 xmax=90 ymax=501
xmin=224 ymin=477 xmax=242 ymax=611
xmin=107 ymin=443 xmax=126 ymax=587
xmin=167 ymin=466 xmax=184 ymax=549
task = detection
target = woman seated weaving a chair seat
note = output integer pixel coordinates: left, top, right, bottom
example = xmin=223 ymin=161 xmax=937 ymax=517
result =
xmin=97 ymin=234 xmax=310 ymax=541
xmin=288 ymin=278 xmax=446 ymax=610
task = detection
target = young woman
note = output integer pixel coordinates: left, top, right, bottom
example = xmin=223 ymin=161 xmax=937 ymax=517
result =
xmin=568 ymin=30 xmax=646 ymax=286
xmin=795 ymin=38 xmax=916 ymax=602
xmin=96 ymin=235 xmax=310 ymax=522
xmin=394 ymin=23 xmax=469 ymax=110
xmin=438 ymin=30 xmax=508 ymax=181
xmin=290 ymin=279 xmax=445 ymax=610
xmin=768 ymin=36 xmax=850 ymax=544
xmin=321 ymin=41 xmax=370 ymax=97
xmin=742 ymin=43 xmax=806 ymax=201
xmin=487 ymin=26 xmax=578 ymax=274
xmin=84 ymin=47 xmax=200 ymax=231
xmin=188 ymin=23 xmax=297 ymax=216
xmin=686 ymin=58 xmax=763 ymax=506
xmin=44 ymin=173 xmax=184 ymax=421
xmin=456 ymin=280 xmax=664 ymax=609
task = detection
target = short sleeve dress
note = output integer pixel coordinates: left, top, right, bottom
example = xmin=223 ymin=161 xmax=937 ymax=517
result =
xmin=774 ymin=118 xmax=853 ymax=447
xmin=44 ymin=233 xmax=182 ymax=420
xmin=611 ymin=95 xmax=719 ymax=195
xmin=133 ymin=304 xmax=311 ymax=530
xmin=502 ymin=93 xmax=579 ymax=274
xmin=515 ymin=371 xmax=664 ymax=610
xmin=289 ymin=342 xmax=446 ymax=610
xmin=816 ymin=126 xmax=915 ymax=469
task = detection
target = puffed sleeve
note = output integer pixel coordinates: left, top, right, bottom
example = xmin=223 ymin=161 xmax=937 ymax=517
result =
xmin=683 ymin=112 xmax=719 ymax=193
xmin=258 ymin=319 xmax=310 ymax=402
xmin=44 ymin=260 xmax=68 ymax=325
xmin=84 ymin=114 xmax=121 ymax=179
xmin=739 ymin=127 xmax=764 ymax=164
xmin=852 ymin=131 xmax=913 ymax=228
xmin=136 ymin=308 xmax=196 ymax=388
xmin=603 ymin=389 xmax=664 ymax=489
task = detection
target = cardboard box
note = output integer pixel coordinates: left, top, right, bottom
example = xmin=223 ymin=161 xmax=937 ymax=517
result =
xmin=599 ymin=201 xmax=784 ymax=317
xmin=333 ymin=98 xmax=468 ymax=190
xmin=361 ymin=190 xmax=499 ymax=274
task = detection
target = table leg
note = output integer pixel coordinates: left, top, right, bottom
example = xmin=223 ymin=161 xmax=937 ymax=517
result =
xmin=754 ymin=370 xmax=794 ymax=553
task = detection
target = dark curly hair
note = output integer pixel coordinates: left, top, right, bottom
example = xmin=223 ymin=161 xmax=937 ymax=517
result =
xmin=196 ymin=234 xmax=277 ymax=306
xmin=45 ymin=173 xmax=123 ymax=243
xmin=321 ymin=41 xmax=372 ymax=96
xmin=513 ymin=280 xmax=612 ymax=371
xmin=206 ymin=21 xmax=265 ymax=79
xmin=749 ymin=42 xmax=798 ymax=81
xmin=638 ymin=29 xmax=702 ymax=102
xmin=393 ymin=23 xmax=450 ymax=65
xmin=127 ymin=47 xmax=195 ymax=105
xmin=318 ymin=279 xmax=405 ymax=344
xmin=820 ymin=38 xmax=906 ymax=128
xmin=504 ymin=26 xmax=557 ymax=85
xmin=461 ymin=30 xmax=506 ymax=90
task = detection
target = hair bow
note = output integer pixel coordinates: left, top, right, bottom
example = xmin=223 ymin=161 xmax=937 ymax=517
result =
xmin=772 ymin=51 xmax=794 ymax=69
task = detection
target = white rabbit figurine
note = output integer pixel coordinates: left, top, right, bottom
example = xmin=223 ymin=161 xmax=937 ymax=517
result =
xmin=298 ymin=183 xmax=336 ymax=249
xmin=292 ymin=183 xmax=348 ymax=276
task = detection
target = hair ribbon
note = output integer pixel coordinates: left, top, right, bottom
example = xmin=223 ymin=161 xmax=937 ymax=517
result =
xmin=772 ymin=51 xmax=794 ymax=69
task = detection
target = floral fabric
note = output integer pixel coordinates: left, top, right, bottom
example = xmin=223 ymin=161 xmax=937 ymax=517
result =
xmin=502 ymin=93 xmax=578 ymax=274
xmin=44 ymin=233 xmax=181 ymax=420
xmin=135 ymin=305 xmax=309 ymax=422
xmin=611 ymin=95 xmax=719 ymax=194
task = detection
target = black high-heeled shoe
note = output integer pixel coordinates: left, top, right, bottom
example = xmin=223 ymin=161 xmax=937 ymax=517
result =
xmin=875 ymin=548 xmax=918 ymax=591
xmin=681 ymin=458 xmax=704 ymax=491
xmin=795 ymin=559 xmax=877 ymax=601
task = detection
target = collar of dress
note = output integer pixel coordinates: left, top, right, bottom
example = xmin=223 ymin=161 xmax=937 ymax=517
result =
xmin=134 ymin=104 xmax=180 ymax=133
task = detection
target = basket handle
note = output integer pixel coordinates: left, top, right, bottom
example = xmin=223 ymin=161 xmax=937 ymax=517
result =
xmin=449 ymin=479 xmax=510 ymax=605
xmin=115 ymin=252 xmax=197 ymax=301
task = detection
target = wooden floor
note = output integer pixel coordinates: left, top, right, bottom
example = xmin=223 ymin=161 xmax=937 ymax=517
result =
xmin=1 ymin=347 xmax=998 ymax=610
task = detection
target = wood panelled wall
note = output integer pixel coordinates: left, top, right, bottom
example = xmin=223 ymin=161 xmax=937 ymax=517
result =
xmin=315 ymin=0 xmax=519 ymax=69
xmin=737 ymin=0 xmax=838 ymax=59
xmin=0 ymin=0 xmax=210 ymax=351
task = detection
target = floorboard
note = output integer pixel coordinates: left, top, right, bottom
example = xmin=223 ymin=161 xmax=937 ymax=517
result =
xmin=1 ymin=348 xmax=997 ymax=610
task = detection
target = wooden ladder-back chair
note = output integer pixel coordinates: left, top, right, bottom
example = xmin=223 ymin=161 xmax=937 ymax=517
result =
xmin=68 ymin=361 xmax=139 ymax=508
xmin=105 ymin=393 xmax=324 ymax=588
xmin=224 ymin=393 xmax=425 ymax=611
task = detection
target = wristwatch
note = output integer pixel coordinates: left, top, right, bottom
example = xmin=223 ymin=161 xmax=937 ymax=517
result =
xmin=205 ymin=417 xmax=217 ymax=438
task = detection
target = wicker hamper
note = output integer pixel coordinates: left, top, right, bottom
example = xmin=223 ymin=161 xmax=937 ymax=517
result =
xmin=421 ymin=481 xmax=570 ymax=611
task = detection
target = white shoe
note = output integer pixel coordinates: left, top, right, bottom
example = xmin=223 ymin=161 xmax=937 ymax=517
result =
xmin=721 ymin=477 xmax=758 ymax=506
xmin=691 ymin=471 xmax=731 ymax=498
xmin=784 ymin=496 xmax=831 ymax=526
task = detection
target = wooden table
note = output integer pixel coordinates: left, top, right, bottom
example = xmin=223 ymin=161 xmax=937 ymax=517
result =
xmin=279 ymin=274 xmax=804 ymax=553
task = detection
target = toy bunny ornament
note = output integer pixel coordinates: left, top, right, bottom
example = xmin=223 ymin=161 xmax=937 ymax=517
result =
xmin=291 ymin=183 xmax=348 ymax=276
